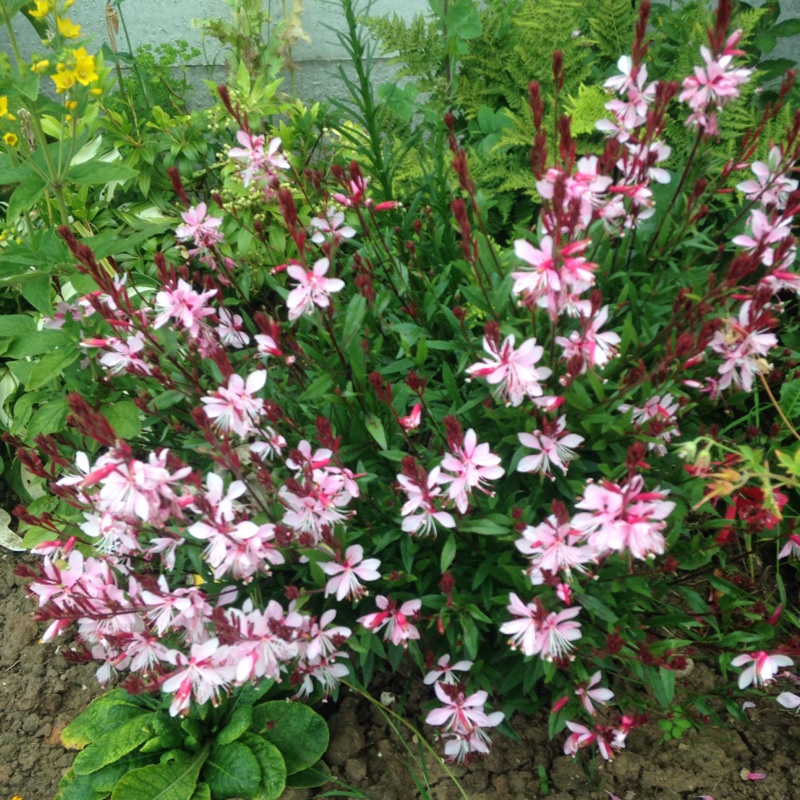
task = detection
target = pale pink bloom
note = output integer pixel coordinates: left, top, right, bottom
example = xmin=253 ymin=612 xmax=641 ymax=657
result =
xmin=79 ymin=511 xmax=138 ymax=555
xmin=43 ymin=300 xmax=83 ymax=329
xmin=426 ymin=682 xmax=496 ymax=733
xmin=286 ymin=258 xmax=345 ymax=321
xmin=575 ymin=671 xmax=614 ymax=715
xmin=708 ymin=301 xmax=777 ymax=392
xmin=441 ymin=717 xmax=503 ymax=764
xmin=141 ymin=576 xmax=195 ymax=636
xmin=153 ymin=279 xmax=217 ymax=339
xmin=778 ymin=533 xmax=800 ymax=560
xmin=438 ymin=429 xmax=505 ymax=514
xmin=250 ymin=428 xmax=287 ymax=461
xmin=303 ymin=609 xmax=352 ymax=662
xmin=619 ymin=140 xmax=672 ymax=185
xmin=216 ymin=308 xmax=250 ymax=348
xmin=737 ymin=146 xmax=798 ymax=209
xmin=679 ymin=42 xmax=752 ymax=125
xmin=618 ymin=393 xmax=680 ymax=455
xmin=229 ymin=131 xmax=289 ymax=186
xmin=776 ymin=692 xmax=800 ymax=711
xmin=536 ymin=159 xmax=612 ymax=230
xmin=517 ymin=415 xmax=584 ymax=478
xmin=397 ymin=466 xmax=456 ymax=537
xmin=309 ymin=208 xmax=357 ymax=244
xmin=399 ymin=403 xmax=422 ymax=431
xmin=423 ymin=654 xmax=473 ymax=686
xmin=295 ymin=653 xmax=350 ymax=699
xmin=731 ymin=651 xmax=794 ymax=689
xmin=145 ymin=534 xmax=184 ymax=571
xmin=732 ymin=209 xmax=793 ymax=267
xmin=175 ymin=203 xmax=223 ymax=250
xmin=563 ymin=721 xmax=595 ymax=755
xmin=499 ymin=592 xmax=540 ymax=655
xmin=199 ymin=472 xmax=247 ymax=523
xmin=332 ymin=175 xmax=370 ymax=208
xmin=320 ymin=544 xmax=381 ymax=601
xmin=86 ymin=333 xmax=152 ymax=376
xmin=358 ymin=595 xmax=421 ymax=648
xmin=127 ymin=632 xmax=172 ymax=672
xmin=201 ymin=371 xmax=266 ymax=437
xmin=535 ymin=606 xmax=582 ymax=661
xmin=515 ymin=515 xmax=593 ymax=579
xmin=465 ymin=334 xmax=552 ymax=407
xmin=285 ymin=440 xmax=332 ymax=472
xmin=162 ymin=638 xmax=236 ymax=716
xmin=604 ymin=56 xmax=656 ymax=130
xmin=557 ymin=306 xmax=621 ymax=374
xmin=556 ymin=582 xmax=573 ymax=605
xmin=279 ymin=470 xmax=353 ymax=541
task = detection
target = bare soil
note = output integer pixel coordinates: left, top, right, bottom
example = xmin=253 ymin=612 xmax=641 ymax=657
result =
xmin=3 ymin=550 xmax=800 ymax=800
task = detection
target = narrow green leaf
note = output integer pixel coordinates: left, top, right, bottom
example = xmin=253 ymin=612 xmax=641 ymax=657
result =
xmin=341 ymin=293 xmax=367 ymax=348
xmin=364 ymin=413 xmax=388 ymax=450
xmin=440 ymin=535 xmax=457 ymax=573
xmin=67 ymin=162 xmax=138 ymax=186
xmin=25 ymin=346 xmax=79 ymax=391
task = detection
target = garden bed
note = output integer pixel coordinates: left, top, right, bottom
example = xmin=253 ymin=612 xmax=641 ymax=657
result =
xmin=4 ymin=550 xmax=800 ymax=800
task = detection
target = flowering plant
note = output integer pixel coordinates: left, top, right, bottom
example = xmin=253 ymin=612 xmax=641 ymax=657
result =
xmin=5 ymin=0 xmax=800 ymax=792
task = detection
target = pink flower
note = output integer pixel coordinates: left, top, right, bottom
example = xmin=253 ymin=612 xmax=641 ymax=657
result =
xmin=515 ymin=514 xmax=593 ymax=580
xmin=425 ymin=682 xmax=495 ymax=733
xmin=575 ymin=671 xmax=614 ymax=715
xmin=358 ymin=595 xmax=421 ymax=648
xmin=153 ymin=279 xmax=217 ymax=339
xmin=84 ymin=333 xmax=152 ymax=376
xmin=517 ymin=415 xmax=584 ymax=478
xmin=737 ymin=146 xmax=798 ymax=210
xmin=175 ymin=203 xmax=223 ymax=250
xmin=162 ymin=638 xmax=236 ymax=716
xmin=731 ymin=651 xmax=794 ymax=689
xmin=201 ymin=371 xmax=266 ymax=437
xmin=437 ymin=429 xmax=505 ymax=514
xmin=397 ymin=465 xmax=456 ymax=537
xmin=499 ymin=594 xmax=582 ymax=661
xmin=229 ymin=131 xmax=289 ymax=186
xmin=778 ymin=533 xmax=800 ymax=560
xmin=563 ymin=721 xmax=595 ymax=755
xmin=399 ymin=403 xmax=422 ymax=432
xmin=216 ymin=308 xmax=250 ymax=348
xmin=465 ymin=334 xmax=552 ymax=407
xmin=309 ymin=208 xmax=357 ymax=244
xmin=286 ymin=258 xmax=345 ymax=321
xmin=708 ymin=301 xmax=777 ymax=392
xmin=423 ymin=654 xmax=473 ymax=686
xmin=320 ymin=544 xmax=381 ymax=601
xmin=557 ymin=306 xmax=621 ymax=375
xmin=776 ymin=692 xmax=800 ymax=711
xmin=732 ymin=209 xmax=793 ymax=267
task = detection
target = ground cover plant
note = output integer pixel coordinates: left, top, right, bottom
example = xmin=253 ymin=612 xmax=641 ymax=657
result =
xmin=3 ymin=0 xmax=800 ymax=797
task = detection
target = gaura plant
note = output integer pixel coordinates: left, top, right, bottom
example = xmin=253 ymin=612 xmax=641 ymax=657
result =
xmin=6 ymin=0 xmax=800 ymax=788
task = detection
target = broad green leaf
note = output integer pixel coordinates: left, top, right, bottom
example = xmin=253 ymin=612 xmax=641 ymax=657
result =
xmin=240 ymin=734 xmax=287 ymax=800
xmin=67 ymin=162 xmax=139 ymax=186
xmin=780 ymin=379 xmax=800 ymax=421
xmin=341 ymin=293 xmax=367 ymax=348
xmin=152 ymin=390 xmax=185 ymax=410
xmin=56 ymin=753 xmax=156 ymax=800
xmin=7 ymin=176 xmax=47 ymax=222
xmin=284 ymin=760 xmax=331 ymax=789
xmin=578 ymin=593 xmax=619 ymax=624
xmin=20 ymin=273 xmax=53 ymax=315
xmin=251 ymin=702 xmax=329 ymax=775
xmin=25 ymin=346 xmax=79 ymax=391
xmin=203 ymin=742 xmax=261 ymax=799
xmin=0 ymin=315 xmax=37 ymax=337
xmin=772 ymin=18 xmax=800 ymax=37
xmin=190 ymin=784 xmax=210 ymax=800
xmin=217 ymin=705 xmax=253 ymax=745
xmin=26 ymin=398 xmax=69 ymax=440
xmin=364 ymin=414 xmax=388 ymax=450
xmin=73 ymin=713 xmax=157 ymax=775
xmin=111 ymin=750 xmax=206 ymax=800
xmin=61 ymin=690 xmax=149 ymax=749
xmin=105 ymin=401 xmax=143 ymax=440
xmin=6 ymin=330 xmax=72 ymax=358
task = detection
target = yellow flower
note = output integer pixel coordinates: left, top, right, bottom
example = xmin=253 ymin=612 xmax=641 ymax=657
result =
xmin=0 ymin=96 xmax=7 ymax=117
xmin=65 ymin=99 xmax=77 ymax=110
xmin=31 ymin=59 xmax=51 ymax=73
xmin=57 ymin=17 xmax=81 ymax=38
xmin=71 ymin=48 xmax=98 ymax=86
xmin=90 ymin=87 xmax=103 ymax=96
xmin=51 ymin=64 xmax=76 ymax=93
xmin=3 ymin=133 xmax=18 ymax=147
xmin=28 ymin=0 xmax=52 ymax=19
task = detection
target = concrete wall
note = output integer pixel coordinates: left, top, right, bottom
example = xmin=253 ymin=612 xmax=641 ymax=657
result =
xmin=1 ymin=0 xmax=798 ymax=105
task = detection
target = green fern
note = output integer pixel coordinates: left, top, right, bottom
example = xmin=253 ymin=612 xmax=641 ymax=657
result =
xmin=588 ymin=0 xmax=635 ymax=61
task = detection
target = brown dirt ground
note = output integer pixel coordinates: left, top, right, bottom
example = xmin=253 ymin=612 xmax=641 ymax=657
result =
xmin=3 ymin=550 xmax=800 ymax=800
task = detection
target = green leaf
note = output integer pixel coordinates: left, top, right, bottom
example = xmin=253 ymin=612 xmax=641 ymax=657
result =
xmin=217 ymin=705 xmax=253 ymax=745
xmin=0 ymin=315 xmax=36 ymax=337
xmin=73 ymin=713 xmax=157 ymax=775
xmin=56 ymin=753 xmax=156 ymax=800
xmin=105 ymin=400 xmax=143 ymax=440
xmin=26 ymin=398 xmax=69 ymax=440
xmin=25 ymin=346 xmax=79 ymax=391
xmin=341 ymin=293 xmax=367 ymax=348
xmin=7 ymin=176 xmax=47 ymax=221
xmin=284 ymin=760 xmax=331 ymax=789
xmin=251 ymin=702 xmax=329 ymax=775
xmin=780 ymin=379 xmax=800 ymax=421
xmin=190 ymin=784 xmax=210 ymax=800
xmin=650 ymin=667 xmax=675 ymax=708
xmin=203 ymin=742 xmax=261 ymax=799
xmin=6 ymin=330 xmax=72 ymax=358
xmin=240 ymin=734 xmax=287 ymax=800
xmin=440 ymin=535 xmax=457 ymax=573
xmin=771 ymin=19 xmax=800 ymax=37
xmin=20 ymin=273 xmax=53 ymax=315
xmin=111 ymin=750 xmax=206 ymax=800
xmin=364 ymin=413 xmax=388 ymax=450
xmin=459 ymin=519 xmax=507 ymax=536
xmin=62 ymin=691 xmax=149 ymax=749
xmin=578 ymin=593 xmax=619 ymax=623
xmin=67 ymin=162 xmax=139 ymax=186
xmin=152 ymin=390 xmax=185 ymax=410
